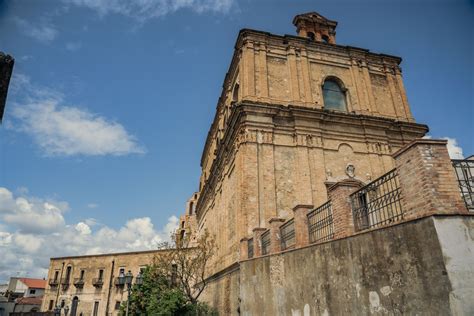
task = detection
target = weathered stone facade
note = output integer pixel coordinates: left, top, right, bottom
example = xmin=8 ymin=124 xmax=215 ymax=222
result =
xmin=40 ymin=250 xmax=168 ymax=315
xmin=191 ymin=12 xmax=428 ymax=274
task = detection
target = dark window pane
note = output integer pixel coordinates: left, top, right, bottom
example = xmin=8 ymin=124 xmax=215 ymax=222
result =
xmin=323 ymin=80 xmax=346 ymax=111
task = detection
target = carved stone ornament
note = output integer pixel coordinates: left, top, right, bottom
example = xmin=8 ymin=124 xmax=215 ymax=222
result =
xmin=346 ymin=164 xmax=355 ymax=178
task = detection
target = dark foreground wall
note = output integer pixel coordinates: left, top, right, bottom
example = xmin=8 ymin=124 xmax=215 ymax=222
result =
xmin=238 ymin=215 xmax=473 ymax=315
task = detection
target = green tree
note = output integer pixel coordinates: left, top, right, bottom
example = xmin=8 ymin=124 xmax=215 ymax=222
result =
xmin=124 ymin=230 xmax=217 ymax=315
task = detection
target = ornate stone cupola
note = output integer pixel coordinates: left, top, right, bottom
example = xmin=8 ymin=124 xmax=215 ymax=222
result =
xmin=292 ymin=12 xmax=337 ymax=44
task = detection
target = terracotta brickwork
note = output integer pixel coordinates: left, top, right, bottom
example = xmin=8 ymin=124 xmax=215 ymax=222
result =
xmin=393 ymin=139 xmax=468 ymax=219
xmin=327 ymin=180 xmax=363 ymax=238
xmin=185 ymin=12 xmax=428 ymax=273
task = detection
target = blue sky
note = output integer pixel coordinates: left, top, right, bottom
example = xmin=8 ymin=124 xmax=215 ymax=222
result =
xmin=0 ymin=0 xmax=472 ymax=281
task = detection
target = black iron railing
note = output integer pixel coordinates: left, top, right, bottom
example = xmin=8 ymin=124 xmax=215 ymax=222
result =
xmin=452 ymin=158 xmax=474 ymax=211
xmin=73 ymin=278 xmax=84 ymax=288
xmin=48 ymin=279 xmax=59 ymax=287
xmin=307 ymin=201 xmax=334 ymax=243
xmin=350 ymin=169 xmax=403 ymax=231
xmin=60 ymin=278 xmax=70 ymax=290
xmin=261 ymin=230 xmax=271 ymax=255
xmin=247 ymin=238 xmax=254 ymax=258
xmin=280 ymin=219 xmax=295 ymax=250
xmin=92 ymin=278 xmax=104 ymax=287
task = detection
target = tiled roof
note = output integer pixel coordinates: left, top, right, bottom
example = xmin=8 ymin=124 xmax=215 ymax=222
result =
xmin=19 ymin=278 xmax=46 ymax=289
xmin=16 ymin=296 xmax=43 ymax=305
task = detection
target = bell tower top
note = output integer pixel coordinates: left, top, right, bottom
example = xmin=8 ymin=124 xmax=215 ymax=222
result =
xmin=292 ymin=12 xmax=337 ymax=44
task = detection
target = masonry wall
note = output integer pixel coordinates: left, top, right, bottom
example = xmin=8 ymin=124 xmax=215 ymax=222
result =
xmin=239 ymin=215 xmax=474 ymax=316
xmin=198 ymin=103 xmax=427 ymax=273
xmin=41 ymin=250 xmax=167 ymax=315
xmin=199 ymin=265 xmax=240 ymax=315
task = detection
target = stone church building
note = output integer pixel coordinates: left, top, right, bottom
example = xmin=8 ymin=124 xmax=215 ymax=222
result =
xmin=41 ymin=11 xmax=473 ymax=315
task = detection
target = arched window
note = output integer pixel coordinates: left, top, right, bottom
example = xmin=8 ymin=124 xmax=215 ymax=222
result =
xmin=321 ymin=35 xmax=329 ymax=43
xmin=232 ymin=83 xmax=239 ymax=102
xmin=307 ymin=32 xmax=315 ymax=41
xmin=322 ymin=79 xmax=347 ymax=111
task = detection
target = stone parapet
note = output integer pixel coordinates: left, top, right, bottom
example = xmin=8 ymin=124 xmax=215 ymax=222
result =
xmin=393 ymin=139 xmax=468 ymax=219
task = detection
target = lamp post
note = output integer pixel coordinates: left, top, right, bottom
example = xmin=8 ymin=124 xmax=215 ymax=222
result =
xmin=119 ymin=270 xmax=133 ymax=316
xmin=53 ymin=306 xmax=61 ymax=316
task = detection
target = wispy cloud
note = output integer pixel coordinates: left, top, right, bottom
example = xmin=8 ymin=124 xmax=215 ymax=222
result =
xmin=0 ymin=186 xmax=178 ymax=282
xmin=13 ymin=17 xmax=58 ymax=43
xmin=8 ymin=73 xmax=145 ymax=157
xmin=63 ymin=0 xmax=235 ymax=21
xmin=65 ymin=41 xmax=82 ymax=51
xmin=87 ymin=203 xmax=98 ymax=209
xmin=423 ymin=136 xmax=464 ymax=159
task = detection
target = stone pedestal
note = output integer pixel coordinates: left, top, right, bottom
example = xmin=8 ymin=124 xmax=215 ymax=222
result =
xmin=327 ymin=180 xmax=363 ymax=238
xmin=292 ymin=204 xmax=313 ymax=247
xmin=393 ymin=139 xmax=468 ymax=219
xmin=252 ymin=228 xmax=268 ymax=257
xmin=268 ymin=218 xmax=285 ymax=254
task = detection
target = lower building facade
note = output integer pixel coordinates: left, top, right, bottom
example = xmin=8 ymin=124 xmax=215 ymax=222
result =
xmin=40 ymin=250 xmax=167 ymax=316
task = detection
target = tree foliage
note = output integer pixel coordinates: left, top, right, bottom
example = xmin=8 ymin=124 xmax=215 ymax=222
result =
xmin=124 ymin=230 xmax=217 ymax=315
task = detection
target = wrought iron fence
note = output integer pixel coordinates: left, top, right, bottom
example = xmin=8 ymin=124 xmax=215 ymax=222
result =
xmin=261 ymin=230 xmax=271 ymax=255
xmin=350 ymin=169 xmax=403 ymax=231
xmin=280 ymin=219 xmax=295 ymax=250
xmin=307 ymin=201 xmax=334 ymax=243
xmin=247 ymin=238 xmax=254 ymax=258
xmin=452 ymin=157 xmax=474 ymax=211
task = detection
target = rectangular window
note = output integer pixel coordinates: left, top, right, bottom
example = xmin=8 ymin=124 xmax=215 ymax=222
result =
xmin=80 ymin=270 xmax=85 ymax=280
xmin=48 ymin=300 xmax=54 ymax=311
xmin=115 ymin=301 xmax=121 ymax=310
xmin=98 ymin=269 xmax=104 ymax=281
xmin=119 ymin=268 xmax=125 ymax=275
xmin=93 ymin=301 xmax=99 ymax=316
xmin=54 ymin=271 xmax=59 ymax=281
xmin=29 ymin=289 xmax=36 ymax=295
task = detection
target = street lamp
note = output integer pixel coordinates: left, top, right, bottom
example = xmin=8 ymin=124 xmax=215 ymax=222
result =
xmin=124 ymin=270 xmax=133 ymax=316
xmin=135 ymin=271 xmax=143 ymax=286
xmin=53 ymin=306 xmax=61 ymax=316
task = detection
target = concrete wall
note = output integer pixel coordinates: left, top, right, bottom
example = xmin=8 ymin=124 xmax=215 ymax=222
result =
xmin=433 ymin=216 xmax=474 ymax=315
xmin=239 ymin=215 xmax=473 ymax=315
xmin=200 ymin=264 xmax=240 ymax=315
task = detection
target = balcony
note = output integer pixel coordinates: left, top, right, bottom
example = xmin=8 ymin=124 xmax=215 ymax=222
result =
xmin=73 ymin=278 xmax=84 ymax=288
xmin=60 ymin=278 xmax=70 ymax=290
xmin=114 ymin=277 xmax=125 ymax=287
xmin=92 ymin=278 xmax=104 ymax=287
xmin=48 ymin=279 xmax=59 ymax=287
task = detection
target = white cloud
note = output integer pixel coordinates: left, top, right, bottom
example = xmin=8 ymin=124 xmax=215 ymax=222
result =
xmin=9 ymin=73 xmax=145 ymax=157
xmin=0 ymin=186 xmax=179 ymax=282
xmin=63 ymin=0 xmax=235 ymax=21
xmin=13 ymin=17 xmax=58 ymax=43
xmin=423 ymin=135 xmax=464 ymax=159
xmin=443 ymin=137 xmax=464 ymax=160
xmin=65 ymin=41 xmax=82 ymax=51
xmin=87 ymin=203 xmax=99 ymax=209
